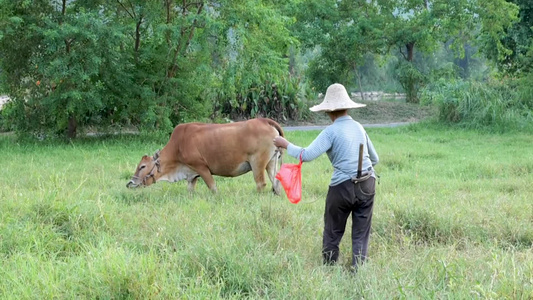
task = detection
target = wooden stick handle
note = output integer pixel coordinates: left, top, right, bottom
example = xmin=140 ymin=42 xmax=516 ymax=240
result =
xmin=357 ymin=143 xmax=364 ymax=178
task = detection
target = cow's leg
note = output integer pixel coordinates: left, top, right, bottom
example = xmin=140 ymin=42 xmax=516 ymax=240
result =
xmin=266 ymin=154 xmax=281 ymax=195
xmin=187 ymin=175 xmax=200 ymax=192
xmin=194 ymin=166 xmax=217 ymax=193
xmin=250 ymin=156 xmax=269 ymax=193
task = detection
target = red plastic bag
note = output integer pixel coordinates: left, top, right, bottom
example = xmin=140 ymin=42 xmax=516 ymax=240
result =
xmin=275 ymin=155 xmax=303 ymax=204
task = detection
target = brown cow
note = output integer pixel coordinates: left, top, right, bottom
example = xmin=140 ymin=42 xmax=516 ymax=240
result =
xmin=127 ymin=118 xmax=284 ymax=194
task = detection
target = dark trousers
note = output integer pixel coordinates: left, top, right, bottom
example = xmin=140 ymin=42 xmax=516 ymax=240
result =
xmin=322 ymin=177 xmax=376 ymax=268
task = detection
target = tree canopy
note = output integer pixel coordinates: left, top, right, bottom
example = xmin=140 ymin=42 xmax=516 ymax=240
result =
xmin=292 ymin=0 xmax=519 ymax=102
xmin=0 ymin=0 xmax=299 ymax=138
xmin=0 ymin=0 xmax=530 ymax=137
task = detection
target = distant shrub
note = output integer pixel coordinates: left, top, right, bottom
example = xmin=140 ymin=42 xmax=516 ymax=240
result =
xmin=0 ymin=100 xmax=17 ymax=132
xmin=214 ymin=76 xmax=312 ymax=122
xmin=0 ymin=110 xmax=4 ymax=132
xmin=421 ymin=78 xmax=533 ymax=131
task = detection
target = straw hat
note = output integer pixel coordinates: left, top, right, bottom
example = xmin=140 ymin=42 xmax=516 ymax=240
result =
xmin=309 ymin=83 xmax=366 ymax=112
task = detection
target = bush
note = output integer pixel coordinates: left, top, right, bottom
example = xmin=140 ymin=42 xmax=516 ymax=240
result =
xmin=420 ymin=78 xmax=533 ymax=131
xmin=214 ymin=76 xmax=312 ymax=122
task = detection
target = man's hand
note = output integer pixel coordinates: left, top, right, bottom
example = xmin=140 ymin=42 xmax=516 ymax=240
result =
xmin=273 ymin=136 xmax=289 ymax=149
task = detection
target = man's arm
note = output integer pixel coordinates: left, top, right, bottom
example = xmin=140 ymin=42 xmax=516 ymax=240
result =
xmin=366 ymin=133 xmax=379 ymax=166
xmin=274 ymin=130 xmax=332 ymax=162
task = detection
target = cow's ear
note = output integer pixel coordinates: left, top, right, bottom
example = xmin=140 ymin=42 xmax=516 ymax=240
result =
xmin=142 ymin=155 xmax=148 ymax=159
xmin=153 ymin=150 xmax=160 ymax=160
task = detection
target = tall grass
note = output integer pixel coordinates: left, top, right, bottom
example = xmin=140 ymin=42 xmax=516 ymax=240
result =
xmin=421 ymin=78 xmax=533 ymax=131
xmin=1 ymin=125 xmax=532 ymax=299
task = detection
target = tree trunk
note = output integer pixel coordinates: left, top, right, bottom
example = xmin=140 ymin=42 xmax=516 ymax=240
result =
xmin=288 ymin=45 xmax=296 ymax=76
xmin=67 ymin=115 xmax=77 ymax=139
xmin=165 ymin=0 xmax=173 ymax=46
xmin=406 ymin=42 xmax=414 ymax=62
xmin=354 ymin=63 xmax=365 ymax=101
xmin=455 ymin=42 xmax=470 ymax=78
xmin=134 ymin=17 xmax=142 ymax=64
xmin=166 ymin=0 xmax=172 ymax=24
xmin=62 ymin=0 xmax=78 ymax=138
xmin=168 ymin=3 xmax=204 ymax=78
xmin=405 ymin=42 xmax=418 ymax=103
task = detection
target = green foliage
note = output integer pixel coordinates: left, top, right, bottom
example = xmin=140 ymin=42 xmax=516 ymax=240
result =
xmin=517 ymin=72 xmax=533 ymax=108
xmin=356 ymin=54 xmax=403 ymax=93
xmin=0 ymin=0 xmax=531 ymax=136
xmin=206 ymin=1 xmax=308 ymax=122
xmin=294 ymin=0 xmax=520 ymax=103
xmin=0 ymin=0 xmax=300 ymax=138
xmin=215 ymin=76 xmax=311 ymax=122
xmin=394 ymin=60 xmax=426 ymax=104
xmin=496 ymin=0 xmax=533 ymax=74
xmin=292 ymin=0 xmax=386 ymax=93
xmin=420 ymin=78 xmax=533 ymax=131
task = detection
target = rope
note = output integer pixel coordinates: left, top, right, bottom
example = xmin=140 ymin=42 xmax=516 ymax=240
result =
xmin=273 ymin=148 xmax=280 ymax=175
xmin=298 ymin=197 xmax=320 ymax=205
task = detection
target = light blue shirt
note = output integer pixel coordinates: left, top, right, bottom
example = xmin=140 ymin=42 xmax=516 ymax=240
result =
xmin=287 ymin=116 xmax=379 ymax=186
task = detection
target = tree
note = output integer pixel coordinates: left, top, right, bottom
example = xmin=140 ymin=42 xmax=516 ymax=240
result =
xmin=288 ymin=0 xmax=387 ymax=96
xmin=0 ymin=0 xmax=126 ymax=138
xmin=212 ymin=1 xmax=301 ymax=120
xmin=0 ymin=0 xmax=299 ymax=138
xmin=495 ymin=0 xmax=533 ymax=74
xmin=380 ymin=0 xmax=519 ymax=102
xmin=291 ymin=0 xmax=519 ymax=103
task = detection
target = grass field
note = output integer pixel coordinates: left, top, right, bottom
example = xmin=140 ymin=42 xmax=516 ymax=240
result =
xmin=1 ymin=123 xmax=532 ymax=299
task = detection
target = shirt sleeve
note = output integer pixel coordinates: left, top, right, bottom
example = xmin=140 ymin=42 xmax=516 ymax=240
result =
xmin=287 ymin=129 xmax=332 ymax=162
xmin=366 ymin=133 xmax=379 ymax=166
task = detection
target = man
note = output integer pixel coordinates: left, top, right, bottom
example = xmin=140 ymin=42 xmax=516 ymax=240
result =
xmin=273 ymin=83 xmax=379 ymax=268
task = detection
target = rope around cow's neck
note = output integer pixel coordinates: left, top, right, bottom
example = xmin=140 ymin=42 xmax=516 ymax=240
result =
xmin=142 ymin=159 xmax=160 ymax=185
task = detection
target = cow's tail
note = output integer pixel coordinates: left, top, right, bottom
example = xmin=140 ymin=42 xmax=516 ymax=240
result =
xmin=265 ymin=118 xmax=284 ymax=169
xmin=265 ymin=118 xmax=284 ymax=138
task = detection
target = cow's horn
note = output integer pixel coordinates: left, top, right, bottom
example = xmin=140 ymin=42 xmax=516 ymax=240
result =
xmin=153 ymin=150 xmax=160 ymax=160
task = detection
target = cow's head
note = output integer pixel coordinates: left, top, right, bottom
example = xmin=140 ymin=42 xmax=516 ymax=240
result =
xmin=126 ymin=150 xmax=160 ymax=188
